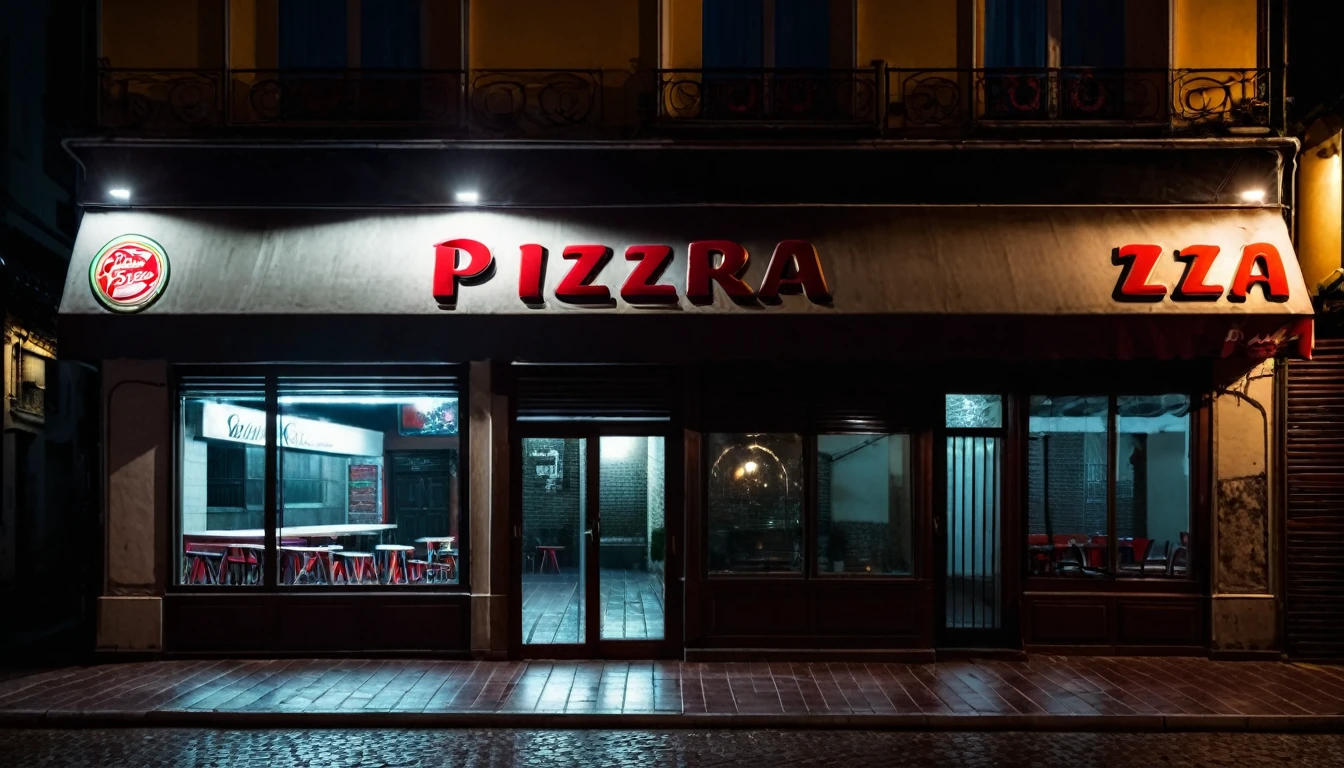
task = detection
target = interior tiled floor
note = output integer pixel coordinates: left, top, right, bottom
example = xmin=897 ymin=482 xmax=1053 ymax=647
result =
xmin=1 ymin=658 xmax=1343 ymax=717
xmin=522 ymin=569 xmax=665 ymax=645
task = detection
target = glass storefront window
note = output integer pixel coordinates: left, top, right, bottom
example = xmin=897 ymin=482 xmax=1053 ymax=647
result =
xmin=1026 ymin=394 xmax=1192 ymax=580
xmin=178 ymin=383 xmax=266 ymax=586
xmin=1027 ymin=395 xmax=1110 ymax=577
xmin=276 ymin=384 xmax=461 ymax=586
xmin=816 ymin=434 xmax=913 ymax=576
xmin=1116 ymin=395 xmax=1191 ymax=579
xmin=706 ymin=433 xmax=804 ymax=575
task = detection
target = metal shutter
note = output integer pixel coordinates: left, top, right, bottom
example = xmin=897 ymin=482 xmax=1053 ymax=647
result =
xmin=513 ymin=364 xmax=679 ymax=422
xmin=1285 ymin=337 xmax=1344 ymax=659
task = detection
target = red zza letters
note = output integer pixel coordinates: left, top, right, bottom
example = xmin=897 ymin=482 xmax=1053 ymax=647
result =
xmin=1112 ymin=243 xmax=1290 ymax=302
xmin=432 ymin=239 xmax=831 ymax=307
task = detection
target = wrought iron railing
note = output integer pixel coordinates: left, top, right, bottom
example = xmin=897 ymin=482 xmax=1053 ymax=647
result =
xmin=655 ymin=67 xmax=881 ymax=126
xmin=888 ymin=67 xmax=1272 ymax=131
xmin=96 ymin=65 xmax=1274 ymax=136
xmin=229 ymin=69 xmax=465 ymax=127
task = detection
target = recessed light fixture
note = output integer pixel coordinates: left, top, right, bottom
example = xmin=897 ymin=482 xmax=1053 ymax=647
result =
xmin=454 ymin=191 xmax=480 ymax=204
xmin=1239 ymin=188 xmax=1267 ymax=203
xmin=108 ymin=188 xmax=132 ymax=200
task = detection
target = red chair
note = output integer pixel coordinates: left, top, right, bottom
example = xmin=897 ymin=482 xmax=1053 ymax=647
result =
xmin=1119 ymin=538 xmax=1154 ymax=574
xmin=1086 ymin=535 xmax=1108 ymax=568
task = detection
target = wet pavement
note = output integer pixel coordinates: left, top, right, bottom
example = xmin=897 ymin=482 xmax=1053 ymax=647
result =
xmin=1 ymin=727 xmax=1342 ymax=767
xmin=4 ymin=658 xmax=1344 ymax=724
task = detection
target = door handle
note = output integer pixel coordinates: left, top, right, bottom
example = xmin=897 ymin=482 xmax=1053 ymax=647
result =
xmin=585 ymin=519 xmax=601 ymax=538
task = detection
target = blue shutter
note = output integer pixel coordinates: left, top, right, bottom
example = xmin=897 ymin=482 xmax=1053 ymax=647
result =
xmin=279 ymin=0 xmax=348 ymax=69
xmin=361 ymin=0 xmax=421 ymax=69
xmin=985 ymin=0 xmax=1046 ymax=68
xmin=774 ymin=0 xmax=830 ymax=68
xmin=1061 ymin=0 xmax=1126 ymax=68
xmin=702 ymin=0 xmax=764 ymax=68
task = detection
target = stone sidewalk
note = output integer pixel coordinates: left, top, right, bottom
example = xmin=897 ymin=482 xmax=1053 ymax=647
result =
xmin=1 ymin=657 xmax=1342 ymax=731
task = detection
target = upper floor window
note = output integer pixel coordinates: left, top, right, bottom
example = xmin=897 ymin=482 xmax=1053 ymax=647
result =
xmin=279 ymin=0 xmax=423 ymax=69
xmin=985 ymin=0 xmax=1127 ymax=68
xmin=701 ymin=0 xmax=847 ymax=68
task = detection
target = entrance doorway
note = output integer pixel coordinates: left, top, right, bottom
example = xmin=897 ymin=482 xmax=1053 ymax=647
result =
xmin=514 ymin=432 xmax=680 ymax=658
xmin=936 ymin=395 xmax=1013 ymax=648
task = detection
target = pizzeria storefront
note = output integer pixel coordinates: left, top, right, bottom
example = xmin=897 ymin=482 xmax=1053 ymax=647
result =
xmin=62 ymin=205 xmax=1312 ymax=659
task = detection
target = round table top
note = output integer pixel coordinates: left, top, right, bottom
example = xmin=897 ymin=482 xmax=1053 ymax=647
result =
xmin=376 ymin=544 xmax=416 ymax=551
xmin=537 ymin=545 xmax=565 ymax=550
xmin=336 ymin=551 xmax=373 ymax=558
xmin=280 ymin=546 xmax=337 ymax=553
xmin=415 ymin=536 xmax=456 ymax=543
xmin=226 ymin=543 xmax=266 ymax=550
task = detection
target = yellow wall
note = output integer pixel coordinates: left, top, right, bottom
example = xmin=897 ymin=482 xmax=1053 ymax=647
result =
xmin=1298 ymin=130 xmax=1344 ymax=292
xmin=858 ymin=0 xmax=957 ymax=68
xmin=102 ymin=0 xmax=222 ymax=68
xmin=470 ymin=0 xmax=639 ymax=70
xmin=229 ymin=0 xmax=258 ymax=69
xmin=1174 ymin=0 xmax=1258 ymax=69
xmin=661 ymin=0 xmax=702 ymax=69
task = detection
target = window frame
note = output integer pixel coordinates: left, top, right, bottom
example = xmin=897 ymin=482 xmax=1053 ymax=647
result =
xmin=170 ymin=363 xmax=469 ymax=594
xmin=1022 ymin=391 xmax=1205 ymax=592
xmin=702 ymin=425 xmax=926 ymax=584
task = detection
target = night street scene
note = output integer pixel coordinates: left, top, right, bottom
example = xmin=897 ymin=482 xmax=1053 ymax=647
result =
xmin=5 ymin=0 xmax=1344 ymax=766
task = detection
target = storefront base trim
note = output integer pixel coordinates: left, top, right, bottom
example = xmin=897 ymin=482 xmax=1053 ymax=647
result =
xmin=96 ymin=596 xmax=162 ymax=653
xmin=1211 ymin=595 xmax=1279 ymax=653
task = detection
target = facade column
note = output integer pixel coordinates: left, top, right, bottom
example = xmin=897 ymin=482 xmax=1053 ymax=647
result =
xmin=469 ymin=360 xmax=510 ymax=658
xmin=1210 ymin=359 xmax=1279 ymax=654
xmin=97 ymin=359 xmax=170 ymax=653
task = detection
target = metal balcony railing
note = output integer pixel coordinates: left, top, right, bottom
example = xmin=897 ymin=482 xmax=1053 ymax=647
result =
xmin=96 ymin=64 xmax=1275 ymax=137
xmin=98 ymin=65 xmax=612 ymax=137
xmin=655 ymin=67 xmax=882 ymax=127
xmin=887 ymin=67 xmax=1272 ymax=131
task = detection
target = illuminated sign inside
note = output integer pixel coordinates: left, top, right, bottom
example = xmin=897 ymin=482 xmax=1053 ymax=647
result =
xmin=90 ymin=235 xmax=170 ymax=313
xmin=431 ymin=239 xmax=832 ymax=307
xmin=200 ymin=402 xmax=384 ymax=457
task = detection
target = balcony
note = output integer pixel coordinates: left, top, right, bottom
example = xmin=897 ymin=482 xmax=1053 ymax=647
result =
xmin=98 ymin=67 xmax=616 ymax=137
xmin=890 ymin=68 xmax=1272 ymax=133
xmin=96 ymin=63 xmax=1274 ymax=139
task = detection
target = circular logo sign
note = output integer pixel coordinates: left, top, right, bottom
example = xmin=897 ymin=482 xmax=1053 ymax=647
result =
xmin=89 ymin=235 xmax=170 ymax=313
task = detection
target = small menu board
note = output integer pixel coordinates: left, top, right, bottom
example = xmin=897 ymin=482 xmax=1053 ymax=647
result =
xmin=348 ymin=464 xmax=380 ymax=524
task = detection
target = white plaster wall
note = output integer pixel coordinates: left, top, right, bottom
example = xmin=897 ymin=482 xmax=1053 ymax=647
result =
xmin=1146 ymin=431 xmax=1190 ymax=550
xmin=821 ymin=435 xmax=891 ymax=524
xmin=103 ymin=359 xmax=170 ymax=593
xmin=1211 ymin=359 xmax=1278 ymax=652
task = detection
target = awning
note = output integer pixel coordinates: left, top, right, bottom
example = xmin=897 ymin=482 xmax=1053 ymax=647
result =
xmin=59 ymin=206 xmax=1312 ymax=363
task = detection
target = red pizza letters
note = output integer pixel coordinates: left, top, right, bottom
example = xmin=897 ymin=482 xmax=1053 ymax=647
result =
xmin=433 ymin=239 xmax=830 ymax=307
xmin=1113 ymin=242 xmax=1290 ymax=303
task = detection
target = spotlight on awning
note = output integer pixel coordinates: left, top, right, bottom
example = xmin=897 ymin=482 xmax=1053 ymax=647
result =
xmin=454 ymin=191 xmax=480 ymax=204
xmin=109 ymin=188 xmax=131 ymax=200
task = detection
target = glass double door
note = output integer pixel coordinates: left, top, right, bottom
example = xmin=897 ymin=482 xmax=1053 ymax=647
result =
xmin=517 ymin=433 xmax=675 ymax=657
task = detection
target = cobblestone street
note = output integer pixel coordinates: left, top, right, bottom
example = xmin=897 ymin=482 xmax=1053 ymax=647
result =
xmin=1 ymin=728 xmax=1342 ymax=767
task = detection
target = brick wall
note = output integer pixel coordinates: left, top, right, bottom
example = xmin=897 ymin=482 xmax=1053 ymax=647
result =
xmin=522 ymin=437 xmax=582 ymax=567
xmin=646 ymin=437 xmax=665 ymax=568
xmin=599 ymin=437 xmax=648 ymax=541
xmin=1028 ymin=433 xmax=1148 ymax=539
xmin=817 ymin=453 xmax=833 ymax=568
